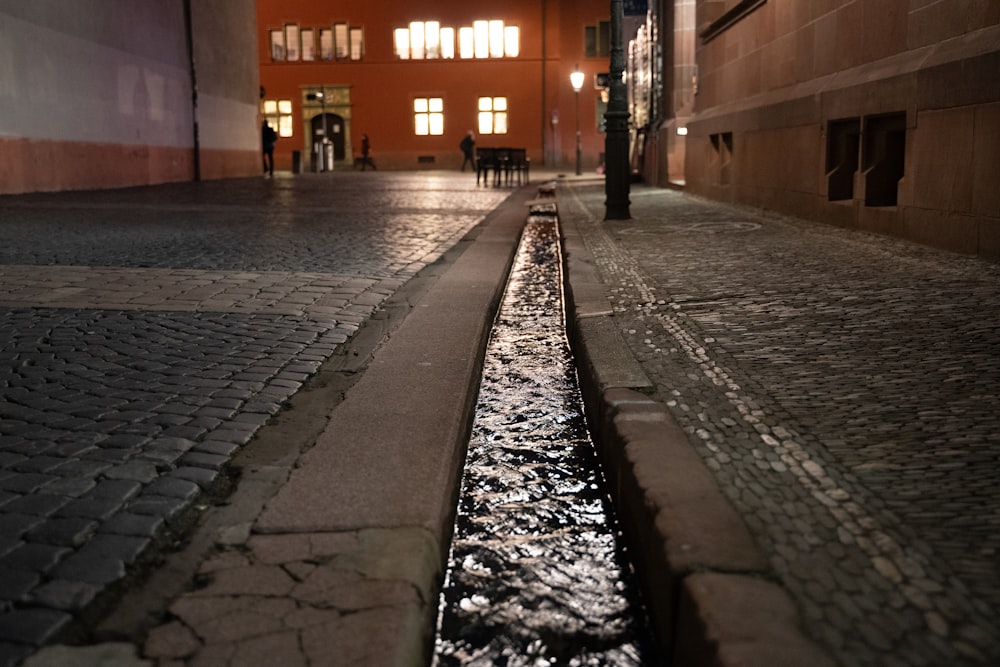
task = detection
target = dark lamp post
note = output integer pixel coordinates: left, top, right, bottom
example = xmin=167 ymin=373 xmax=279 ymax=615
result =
xmin=605 ymin=0 xmax=630 ymax=219
xmin=570 ymin=67 xmax=585 ymax=176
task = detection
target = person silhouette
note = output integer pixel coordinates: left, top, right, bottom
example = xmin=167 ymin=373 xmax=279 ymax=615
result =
xmin=262 ymin=121 xmax=277 ymax=176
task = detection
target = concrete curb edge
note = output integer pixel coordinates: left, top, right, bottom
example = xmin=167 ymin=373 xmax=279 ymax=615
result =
xmin=555 ymin=187 xmax=836 ymax=667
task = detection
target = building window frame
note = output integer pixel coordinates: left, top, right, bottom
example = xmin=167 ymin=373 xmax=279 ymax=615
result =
xmin=301 ymin=29 xmax=315 ymax=61
xmin=414 ymin=97 xmax=445 ymax=136
xmin=395 ymin=19 xmax=518 ymax=60
xmin=263 ymin=99 xmax=294 ymax=138
xmin=585 ymin=21 xmax=611 ymax=58
xmin=477 ymin=96 xmax=508 ymax=135
xmin=269 ymin=29 xmax=286 ymax=61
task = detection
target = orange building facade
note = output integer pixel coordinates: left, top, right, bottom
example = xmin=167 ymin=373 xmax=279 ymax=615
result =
xmin=256 ymin=0 xmax=615 ymax=173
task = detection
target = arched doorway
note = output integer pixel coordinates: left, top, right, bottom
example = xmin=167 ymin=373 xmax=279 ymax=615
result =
xmin=310 ymin=113 xmax=346 ymax=170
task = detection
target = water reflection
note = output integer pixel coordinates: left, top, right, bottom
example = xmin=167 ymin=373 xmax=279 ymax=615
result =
xmin=434 ymin=216 xmax=656 ymax=665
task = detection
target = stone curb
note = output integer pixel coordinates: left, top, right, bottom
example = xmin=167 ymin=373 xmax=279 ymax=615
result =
xmin=92 ymin=188 xmax=533 ymax=667
xmin=239 ymin=187 xmax=532 ymax=666
xmin=556 ymin=187 xmax=835 ymax=666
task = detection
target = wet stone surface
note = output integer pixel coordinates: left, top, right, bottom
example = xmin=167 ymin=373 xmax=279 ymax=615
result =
xmin=434 ymin=216 xmax=657 ymax=665
xmin=0 ymin=174 xmax=509 ymax=663
xmin=560 ymin=184 xmax=1000 ymax=667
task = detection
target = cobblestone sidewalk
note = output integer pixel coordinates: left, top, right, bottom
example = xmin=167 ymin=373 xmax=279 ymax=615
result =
xmin=559 ymin=183 xmax=1000 ymax=667
xmin=0 ymin=174 xmax=509 ymax=666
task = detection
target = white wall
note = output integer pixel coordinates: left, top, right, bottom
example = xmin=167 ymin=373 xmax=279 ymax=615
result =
xmin=0 ymin=1 xmax=193 ymax=147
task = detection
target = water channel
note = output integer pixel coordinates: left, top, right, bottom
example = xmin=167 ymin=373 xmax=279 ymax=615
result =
xmin=433 ymin=208 xmax=658 ymax=665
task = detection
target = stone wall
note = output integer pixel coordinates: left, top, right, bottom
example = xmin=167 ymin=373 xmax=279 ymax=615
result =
xmin=0 ymin=1 xmax=259 ymax=194
xmin=683 ymin=0 xmax=1000 ymax=260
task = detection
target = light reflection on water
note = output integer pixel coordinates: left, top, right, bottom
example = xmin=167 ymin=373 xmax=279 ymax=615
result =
xmin=434 ymin=215 xmax=657 ymax=666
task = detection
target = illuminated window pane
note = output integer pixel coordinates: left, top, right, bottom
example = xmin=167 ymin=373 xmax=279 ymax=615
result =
xmin=263 ymin=98 xmax=294 ymax=138
xmin=285 ymin=25 xmax=299 ymax=61
xmin=394 ymin=28 xmax=410 ymax=59
xmin=474 ymin=21 xmax=489 ymax=59
xmin=415 ymin=115 xmax=429 ymax=136
xmin=334 ymin=23 xmax=349 ymax=59
xmin=429 ymin=113 xmax=444 ymax=135
xmin=409 ymin=21 xmax=425 ymax=60
xmin=489 ymin=20 xmax=504 ymax=58
xmin=441 ymin=28 xmax=455 ymax=58
xmin=504 ymin=26 xmax=520 ymax=57
xmin=350 ymin=27 xmax=363 ymax=60
xmin=414 ymin=97 xmax=444 ymax=136
xmin=426 ymin=21 xmax=440 ymax=58
xmin=269 ymin=30 xmax=285 ymax=60
xmin=494 ymin=112 xmax=508 ymax=134
xmin=459 ymin=27 xmax=474 ymax=58
xmin=478 ymin=111 xmax=493 ymax=134
xmin=301 ymin=29 xmax=315 ymax=61
xmin=320 ymin=29 xmax=333 ymax=60
xmin=477 ymin=96 xmax=508 ymax=135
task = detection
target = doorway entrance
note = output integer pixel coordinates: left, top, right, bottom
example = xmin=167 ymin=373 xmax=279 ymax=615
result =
xmin=311 ymin=113 xmax=345 ymax=171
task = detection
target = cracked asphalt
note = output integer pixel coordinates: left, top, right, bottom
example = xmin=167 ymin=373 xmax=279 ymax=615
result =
xmin=0 ymin=173 xmax=509 ymax=666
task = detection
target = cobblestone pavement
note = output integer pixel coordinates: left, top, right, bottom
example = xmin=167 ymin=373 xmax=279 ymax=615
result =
xmin=559 ymin=183 xmax=1000 ymax=667
xmin=0 ymin=173 xmax=509 ymax=665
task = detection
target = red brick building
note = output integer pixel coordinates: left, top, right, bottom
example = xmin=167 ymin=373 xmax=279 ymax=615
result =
xmin=256 ymin=0 xmax=615 ymax=173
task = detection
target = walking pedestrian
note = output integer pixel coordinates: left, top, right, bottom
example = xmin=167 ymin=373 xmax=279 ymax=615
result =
xmin=262 ymin=120 xmax=277 ymax=176
xmin=360 ymin=133 xmax=376 ymax=171
xmin=460 ymin=131 xmax=475 ymax=172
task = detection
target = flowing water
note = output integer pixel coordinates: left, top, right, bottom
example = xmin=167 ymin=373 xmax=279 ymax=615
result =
xmin=433 ymin=210 xmax=658 ymax=665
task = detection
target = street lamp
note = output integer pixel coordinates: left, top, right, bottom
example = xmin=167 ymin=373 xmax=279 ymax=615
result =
xmin=306 ymin=88 xmax=330 ymax=171
xmin=570 ymin=66 xmax=585 ymax=176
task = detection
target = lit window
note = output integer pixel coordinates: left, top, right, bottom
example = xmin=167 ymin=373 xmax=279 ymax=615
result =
xmin=335 ymin=23 xmax=349 ymax=60
xmin=350 ymin=27 xmax=363 ymax=60
xmin=478 ymin=96 xmax=508 ymax=135
xmin=394 ymin=28 xmax=410 ymax=59
xmin=285 ymin=24 xmax=299 ymax=61
xmin=396 ymin=20 xmax=518 ymax=60
xmin=269 ymin=29 xmax=285 ymax=61
xmin=414 ymin=97 xmax=444 ymax=136
xmin=426 ymin=21 xmax=441 ymax=58
xmin=504 ymin=26 xmax=520 ymax=57
xmin=320 ymin=29 xmax=333 ymax=60
xmin=263 ymin=99 xmax=294 ymax=138
xmin=459 ymin=27 xmax=474 ymax=58
xmin=441 ymin=28 xmax=455 ymax=59
xmin=474 ymin=21 xmax=489 ymax=59
xmin=489 ymin=21 xmax=504 ymax=58
xmin=301 ymin=29 xmax=315 ymax=61
xmin=409 ymin=22 xmax=425 ymax=59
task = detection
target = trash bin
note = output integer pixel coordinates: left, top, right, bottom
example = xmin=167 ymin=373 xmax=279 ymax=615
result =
xmin=292 ymin=150 xmax=301 ymax=174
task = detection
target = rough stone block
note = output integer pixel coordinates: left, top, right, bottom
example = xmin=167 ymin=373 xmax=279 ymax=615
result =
xmin=673 ymin=572 xmax=836 ymax=667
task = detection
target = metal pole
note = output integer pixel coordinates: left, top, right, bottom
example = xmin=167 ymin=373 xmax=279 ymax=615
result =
xmin=321 ymin=87 xmax=328 ymax=172
xmin=605 ymin=0 xmax=631 ymax=219
xmin=575 ymin=89 xmax=582 ymax=176
xmin=182 ymin=0 xmax=200 ymax=181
